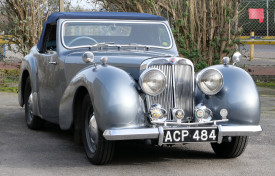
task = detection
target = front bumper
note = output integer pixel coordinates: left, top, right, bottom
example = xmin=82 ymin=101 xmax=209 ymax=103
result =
xmin=103 ymin=125 xmax=262 ymax=145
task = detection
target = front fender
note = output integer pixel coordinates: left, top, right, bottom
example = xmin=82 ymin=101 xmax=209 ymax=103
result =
xmin=18 ymin=48 xmax=41 ymax=116
xmin=59 ymin=65 xmax=144 ymax=131
xmin=195 ymin=65 xmax=260 ymax=125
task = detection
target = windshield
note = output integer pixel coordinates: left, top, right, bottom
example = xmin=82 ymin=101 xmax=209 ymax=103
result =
xmin=62 ymin=21 xmax=172 ymax=49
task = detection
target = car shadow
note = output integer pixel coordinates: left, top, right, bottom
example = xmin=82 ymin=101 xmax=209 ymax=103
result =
xmin=41 ymin=122 xmax=223 ymax=166
xmin=111 ymin=141 xmax=220 ymax=165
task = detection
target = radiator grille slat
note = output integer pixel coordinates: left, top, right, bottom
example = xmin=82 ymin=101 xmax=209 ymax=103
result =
xmin=147 ymin=64 xmax=193 ymax=120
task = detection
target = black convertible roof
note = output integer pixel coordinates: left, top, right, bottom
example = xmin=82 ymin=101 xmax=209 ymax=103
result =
xmin=45 ymin=12 xmax=166 ymax=23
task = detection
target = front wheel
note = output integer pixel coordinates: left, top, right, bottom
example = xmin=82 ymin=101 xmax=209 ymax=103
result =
xmin=211 ymin=136 xmax=249 ymax=158
xmin=81 ymin=94 xmax=115 ymax=165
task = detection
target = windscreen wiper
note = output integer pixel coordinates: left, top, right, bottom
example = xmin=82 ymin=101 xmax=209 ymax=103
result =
xmin=119 ymin=43 xmax=150 ymax=51
xmin=89 ymin=42 xmax=116 ymax=50
xmin=89 ymin=42 xmax=151 ymax=51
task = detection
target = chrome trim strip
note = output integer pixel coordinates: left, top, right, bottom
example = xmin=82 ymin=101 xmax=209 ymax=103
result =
xmin=172 ymin=65 xmax=177 ymax=108
xmin=61 ymin=20 xmax=173 ymax=50
xmin=167 ymin=65 xmax=173 ymax=109
xmin=220 ymin=125 xmax=262 ymax=136
xmin=103 ymin=128 xmax=159 ymax=140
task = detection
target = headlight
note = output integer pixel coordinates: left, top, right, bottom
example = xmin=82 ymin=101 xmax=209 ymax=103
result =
xmin=197 ymin=68 xmax=224 ymax=95
xmin=139 ymin=68 xmax=166 ymax=96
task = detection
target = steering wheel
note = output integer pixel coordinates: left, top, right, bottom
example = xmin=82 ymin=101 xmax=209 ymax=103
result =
xmin=67 ymin=36 xmax=98 ymax=47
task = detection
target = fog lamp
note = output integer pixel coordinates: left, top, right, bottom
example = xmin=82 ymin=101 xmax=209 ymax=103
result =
xmin=194 ymin=103 xmax=213 ymax=122
xmin=195 ymin=109 xmax=205 ymax=119
xmin=149 ymin=104 xmax=167 ymax=122
xmin=175 ymin=109 xmax=184 ymax=119
xmin=171 ymin=108 xmax=185 ymax=119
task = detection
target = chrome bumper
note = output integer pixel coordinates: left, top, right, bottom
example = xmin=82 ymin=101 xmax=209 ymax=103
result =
xmin=103 ymin=125 xmax=262 ymax=145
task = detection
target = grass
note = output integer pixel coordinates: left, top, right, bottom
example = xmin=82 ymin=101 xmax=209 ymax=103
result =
xmin=256 ymin=82 xmax=275 ymax=89
xmin=0 ymin=87 xmax=18 ymax=93
xmin=0 ymin=69 xmax=19 ymax=93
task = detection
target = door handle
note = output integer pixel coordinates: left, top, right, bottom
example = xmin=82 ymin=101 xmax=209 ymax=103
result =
xmin=49 ymin=62 xmax=57 ymax=65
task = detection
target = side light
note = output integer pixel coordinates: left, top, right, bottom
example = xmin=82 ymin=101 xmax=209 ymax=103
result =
xmin=149 ymin=104 xmax=167 ymax=122
xmin=82 ymin=51 xmax=94 ymax=63
xmin=194 ymin=104 xmax=213 ymax=122
xmin=220 ymin=108 xmax=228 ymax=119
xmin=222 ymin=57 xmax=230 ymax=65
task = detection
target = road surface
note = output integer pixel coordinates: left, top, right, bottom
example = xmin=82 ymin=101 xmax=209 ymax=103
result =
xmin=0 ymin=88 xmax=274 ymax=176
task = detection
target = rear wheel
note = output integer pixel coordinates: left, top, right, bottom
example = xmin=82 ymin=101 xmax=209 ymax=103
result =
xmin=81 ymin=94 xmax=115 ymax=165
xmin=211 ymin=136 xmax=248 ymax=158
xmin=24 ymin=77 xmax=45 ymax=130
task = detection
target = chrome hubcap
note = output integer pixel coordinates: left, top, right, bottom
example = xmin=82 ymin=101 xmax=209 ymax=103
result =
xmin=86 ymin=114 xmax=98 ymax=153
xmin=27 ymin=93 xmax=33 ymax=123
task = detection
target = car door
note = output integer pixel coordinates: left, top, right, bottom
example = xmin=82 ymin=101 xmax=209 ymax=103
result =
xmin=36 ymin=24 xmax=67 ymax=123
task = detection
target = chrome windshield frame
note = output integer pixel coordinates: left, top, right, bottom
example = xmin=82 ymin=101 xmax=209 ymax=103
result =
xmin=60 ymin=19 xmax=173 ymax=50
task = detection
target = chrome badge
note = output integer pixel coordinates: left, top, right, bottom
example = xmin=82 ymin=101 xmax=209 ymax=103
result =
xmin=170 ymin=57 xmax=177 ymax=64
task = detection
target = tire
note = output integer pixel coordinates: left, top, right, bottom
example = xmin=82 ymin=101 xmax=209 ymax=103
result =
xmin=211 ymin=136 xmax=249 ymax=158
xmin=81 ymin=94 xmax=115 ymax=165
xmin=24 ymin=77 xmax=45 ymax=130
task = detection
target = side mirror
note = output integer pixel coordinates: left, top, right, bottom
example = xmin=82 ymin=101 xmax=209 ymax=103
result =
xmin=82 ymin=51 xmax=95 ymax=64
xmin=232 ymin=52 xmax=242 ymax=65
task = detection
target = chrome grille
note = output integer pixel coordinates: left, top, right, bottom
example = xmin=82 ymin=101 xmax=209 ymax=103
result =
xmin=147 ymin=64 xmax=193 ymax=120
xmin=174 ymin=65 xmax=193 ymax=118
xmin=147 ymin=65 xmax=174 ymax=119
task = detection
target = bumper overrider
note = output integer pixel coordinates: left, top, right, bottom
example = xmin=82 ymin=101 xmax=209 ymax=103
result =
xmin=103 ymin=120 xmax=262 ymax=145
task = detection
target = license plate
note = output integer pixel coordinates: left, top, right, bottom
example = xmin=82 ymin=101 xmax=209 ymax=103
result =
xmin=163 ymin=128 xmax=218 ymax=143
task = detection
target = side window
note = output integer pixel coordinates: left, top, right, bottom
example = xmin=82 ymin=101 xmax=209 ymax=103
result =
xmin=44 ymin=24 xmax=57 ymax=52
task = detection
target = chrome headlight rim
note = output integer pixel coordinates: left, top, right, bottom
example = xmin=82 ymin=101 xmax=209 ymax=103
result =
xmin=196 ymin=68 xmax=224 ymax=96
xmin=139 ymin=68 xmax=167 ymax=96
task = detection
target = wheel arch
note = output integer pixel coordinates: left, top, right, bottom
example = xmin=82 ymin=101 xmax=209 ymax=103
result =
xmin=59 ymin=75 xmax=94 ymax=130
xmin=73 ymin=86 xmax=89 ymax=131
xmin=19 ymin=70 xmax=30 ymax=106
xmin=18 ymin=51 xmax=40 ymax=111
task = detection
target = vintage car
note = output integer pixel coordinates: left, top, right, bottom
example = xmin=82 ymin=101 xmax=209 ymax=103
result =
xmin=18 ymin=12 xmax=262 ymax=165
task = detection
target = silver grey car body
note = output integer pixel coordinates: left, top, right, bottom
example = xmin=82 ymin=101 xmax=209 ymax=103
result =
xmin=18 ymin=12 xmax=262 ymax=164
